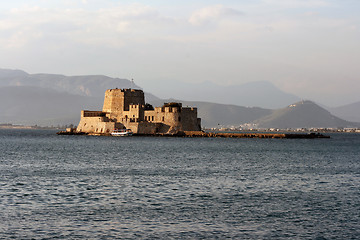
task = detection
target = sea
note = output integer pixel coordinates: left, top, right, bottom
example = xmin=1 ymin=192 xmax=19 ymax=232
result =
xmin=0 ymin=129 xmax=359 ymax=239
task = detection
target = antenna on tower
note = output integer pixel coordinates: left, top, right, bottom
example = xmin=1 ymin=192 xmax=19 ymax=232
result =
xmin=131 ymin=78 xmax=135 ymax=89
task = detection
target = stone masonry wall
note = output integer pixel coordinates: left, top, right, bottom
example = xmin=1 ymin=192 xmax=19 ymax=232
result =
xmin=181 ymin=108 xmax=201 ymax=131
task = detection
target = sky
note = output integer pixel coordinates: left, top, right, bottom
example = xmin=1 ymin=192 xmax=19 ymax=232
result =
xmin=0 ymin=0 xmax=359 ymax=106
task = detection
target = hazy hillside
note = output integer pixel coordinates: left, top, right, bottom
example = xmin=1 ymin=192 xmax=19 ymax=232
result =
xmin=0 ymin=86 xmax=102 ymax=126
xmin=154 ymin=80 xmax=301 ymax=109
xmin=0 ymin=68 xmax=159 ymax=102
xmin=329 ymin=101 xmax=360 ymax=123
xmin=0 ymin=68 xmax=132 ymax=97
xmin=255 ymin=101 xmax=358 ymax=129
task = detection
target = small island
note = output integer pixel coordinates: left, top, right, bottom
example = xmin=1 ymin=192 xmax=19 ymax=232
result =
xmin=74 ymin=88 xmax=201 ymax=135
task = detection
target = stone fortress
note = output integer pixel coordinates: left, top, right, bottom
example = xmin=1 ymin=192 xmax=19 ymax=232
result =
xmin=76 ymin=88 xmax=201 ymax=135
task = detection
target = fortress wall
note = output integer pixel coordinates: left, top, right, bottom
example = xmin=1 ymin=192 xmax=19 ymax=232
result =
xmin=123 ymin=89 xmax=145 ymax=111
xmin=121 ymin=104 xmax=144 ymax=122
xmin=145 ymin=106 xmax=181 ymax=123
xmin=144 ymin=107 xmax=181 ymax=133
xmin=144 ymin=107 xmax=164 ymax=122
xmin=181 ymin=108 xmax=201 ymax=131
xmin=120 ymin=122 xmax=159 ymax=134
xmin=82 ymin=111 xmax=106 ymax=117
xmin=122 ymin=122 xmax=140 ymax=134
xmin=77 ymin=117 xmax=120 ymax=134
xmin=137 ymin=122 xmax=160 ymax=134
xmin=163 ymin=106 xmax=182 ymax=132
xmin=163 ymin=111 xmax=181 ymax=130
xmin=102 ymin=89 xmax=124 ymax=114
xmin=77 ymin=116 xmax=108 ymax=133
xmin=94 ymin=122 xmax=117 ymax=134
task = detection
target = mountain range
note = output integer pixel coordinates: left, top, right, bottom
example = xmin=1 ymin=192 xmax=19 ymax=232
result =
xmin=151 ymin=80 xmax=301 ymax=109
xmin=0 ymin=68 xmax=359 ymax=128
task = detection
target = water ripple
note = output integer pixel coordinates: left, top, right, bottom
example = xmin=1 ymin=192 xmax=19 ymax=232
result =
xmin=0 ymin=130 xmax=359 ymax=239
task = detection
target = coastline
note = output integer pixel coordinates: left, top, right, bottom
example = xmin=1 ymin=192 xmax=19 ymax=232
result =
xmin=0 ymin=124 xmax=60 ymax=130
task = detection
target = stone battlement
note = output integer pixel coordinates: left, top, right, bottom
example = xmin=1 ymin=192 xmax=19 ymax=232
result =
xmin=81 ymin=111 xmax=106 ymax=117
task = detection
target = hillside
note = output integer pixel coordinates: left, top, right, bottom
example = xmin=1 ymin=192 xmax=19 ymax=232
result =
xmin=0 ymin=68 xmax=159 ymax=102
xmin=0 ymin=86 xmax=102 ymax=126
xmin=157 ymin=80 xmax=301 ymax=109
xmin=329 ymin=101 xmax=360 ymax=123
xmin=254 ymin=101 xmax=358 ymax=129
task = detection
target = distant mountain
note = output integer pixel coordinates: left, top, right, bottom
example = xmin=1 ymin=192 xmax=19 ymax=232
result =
xmin=329 ymin=101 xmax=360 ymax=123
xmin=0 ymin=68 xmax=159 ymax=101
xmin=254 ymin=101 xmax=359 ymax=129
xmin=0 ymin=86 xmax=101 ymax=126
xmin=155 ymin=80 xmax=301 ymax=109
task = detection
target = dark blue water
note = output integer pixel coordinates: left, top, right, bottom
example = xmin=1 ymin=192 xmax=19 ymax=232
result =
xmin=0 ymin=129 xmax=359 ymax=239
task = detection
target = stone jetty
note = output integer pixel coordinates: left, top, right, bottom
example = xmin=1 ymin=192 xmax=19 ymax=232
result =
xmin=181 ymin=131 xmax=330 ymax=139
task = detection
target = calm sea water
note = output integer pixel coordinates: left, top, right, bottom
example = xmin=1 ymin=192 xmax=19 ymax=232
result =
xmin=0 ymin=129 xmax=359 ymax=239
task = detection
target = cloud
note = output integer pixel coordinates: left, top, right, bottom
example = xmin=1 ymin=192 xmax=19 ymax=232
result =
xmin=260 ymin=0 xmax=329 ymax=9
xmin=189 ymin=5 xmax=243 ymax=26
xmin=0 ymin=3 xmax=173 ymax=49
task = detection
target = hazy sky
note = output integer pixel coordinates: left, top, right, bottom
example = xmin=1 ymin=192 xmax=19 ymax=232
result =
xmin=0 ymin=0 xmax=359 ymax=106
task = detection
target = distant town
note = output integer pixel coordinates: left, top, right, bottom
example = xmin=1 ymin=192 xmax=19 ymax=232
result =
xmin=2 ymin=123 xmax=360 ymax=133
xmin=207 ymin=126 xmax=360 ymax=133
xmin=0 ymin=123 xmax=74 ymax=130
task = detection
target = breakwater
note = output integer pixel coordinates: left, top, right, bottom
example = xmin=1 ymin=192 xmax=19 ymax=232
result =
xmin=181 ymin=131 xmax=330 ymax=139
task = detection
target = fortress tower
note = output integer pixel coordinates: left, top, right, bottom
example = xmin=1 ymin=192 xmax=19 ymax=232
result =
xmin=102 ymin=89 xmax=145 ymax=122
